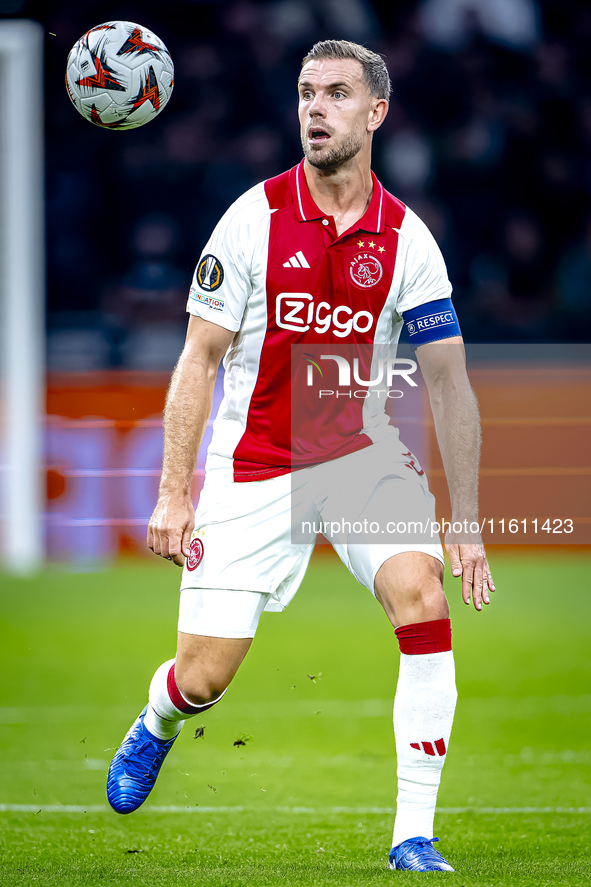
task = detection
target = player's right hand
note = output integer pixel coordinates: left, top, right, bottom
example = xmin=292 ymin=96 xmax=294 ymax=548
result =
xmin=147 ymin=493 xmax=195 ymax=567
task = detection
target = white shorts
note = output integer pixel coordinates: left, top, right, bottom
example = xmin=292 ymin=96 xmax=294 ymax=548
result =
xmin=179 ymin=435 xmax=444 ymax=638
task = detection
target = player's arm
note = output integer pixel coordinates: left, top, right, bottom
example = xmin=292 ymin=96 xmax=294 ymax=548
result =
xmin=415 ymin=337 xmax=495 ymax=610
xmin=147 ymin=315 xmax=234 ymax=567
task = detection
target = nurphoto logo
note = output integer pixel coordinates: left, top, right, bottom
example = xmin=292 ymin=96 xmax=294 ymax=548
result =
xmin=303 ymin=354 xmax=418 ymax=399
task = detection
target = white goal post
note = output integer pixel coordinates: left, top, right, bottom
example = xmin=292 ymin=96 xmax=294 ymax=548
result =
xmin=0 ymin=20 xmax=45 ymax=573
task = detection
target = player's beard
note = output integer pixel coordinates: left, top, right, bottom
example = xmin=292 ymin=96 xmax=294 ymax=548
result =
xmin=302 ymin=125 xmax=365 ymax=171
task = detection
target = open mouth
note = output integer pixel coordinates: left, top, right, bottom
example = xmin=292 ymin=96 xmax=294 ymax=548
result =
xmin=308 ymin=127 xmax=331 ymax=143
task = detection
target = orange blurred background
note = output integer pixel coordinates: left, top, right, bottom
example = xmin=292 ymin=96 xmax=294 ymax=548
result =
xmin=45 ymin=356 xmax=591 ymax=565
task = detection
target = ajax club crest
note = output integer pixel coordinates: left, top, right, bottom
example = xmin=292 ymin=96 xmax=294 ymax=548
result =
xmin=186 ymin=537 xmax=204 ymax=571
xmin=349 ymin=252 xmax=383 ymax=289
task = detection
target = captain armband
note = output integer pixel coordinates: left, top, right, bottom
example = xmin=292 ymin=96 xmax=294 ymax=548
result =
xmin=402 ymin=298 xmax=462 ymax=349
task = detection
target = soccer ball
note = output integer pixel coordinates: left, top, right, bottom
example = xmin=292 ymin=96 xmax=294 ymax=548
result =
xmin=65 ymin=21 xmax=174 ymax=130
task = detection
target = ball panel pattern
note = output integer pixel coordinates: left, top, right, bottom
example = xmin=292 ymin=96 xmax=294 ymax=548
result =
xmin=65 ymin=21 xmax=174 ymax=130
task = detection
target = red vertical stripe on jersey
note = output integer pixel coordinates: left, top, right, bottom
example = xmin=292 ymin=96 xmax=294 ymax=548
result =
xmin=422 ymin=741 xmax=436 ymax=756
xmin=231 ymin=164 xmax=407 ymax=481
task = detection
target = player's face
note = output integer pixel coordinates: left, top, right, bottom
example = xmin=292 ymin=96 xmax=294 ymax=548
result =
xmin=298 ymin=59 xmax=380 ymax=171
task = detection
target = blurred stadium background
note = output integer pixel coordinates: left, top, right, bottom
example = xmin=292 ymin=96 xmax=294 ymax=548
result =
xmin=0 ymin=0 xmax=590 ymax=567
xmin=1 ymin=5 xmax=590 ymax=884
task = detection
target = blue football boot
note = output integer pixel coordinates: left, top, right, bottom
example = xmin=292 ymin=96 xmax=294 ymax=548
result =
xmin=107 ymin=705 xmax=179 ymax=813
xmin=388 ymin=836 xmax=454 ymax=872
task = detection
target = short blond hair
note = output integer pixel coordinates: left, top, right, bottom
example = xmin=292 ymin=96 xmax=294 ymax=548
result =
xmin=301 ymin=40 xmax=391 ymax=100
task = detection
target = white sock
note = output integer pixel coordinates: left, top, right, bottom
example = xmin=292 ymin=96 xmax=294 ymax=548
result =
xmin=392 ymin=620 xmax=457 ymax=847
xmin=144 ymin=658 xmax=227 ymax=741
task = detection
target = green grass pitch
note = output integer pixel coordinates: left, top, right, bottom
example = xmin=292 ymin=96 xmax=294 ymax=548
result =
xmin=1 ymin=548 xmax=590 ymax=886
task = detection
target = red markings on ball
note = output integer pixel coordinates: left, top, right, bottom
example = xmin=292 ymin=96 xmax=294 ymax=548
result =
xmin=186 ymin=537 xmax=204 ymax=571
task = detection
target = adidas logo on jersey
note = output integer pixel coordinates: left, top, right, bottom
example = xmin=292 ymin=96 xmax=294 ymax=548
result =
xmin=283 ymin=251 xmax=310 ymax=268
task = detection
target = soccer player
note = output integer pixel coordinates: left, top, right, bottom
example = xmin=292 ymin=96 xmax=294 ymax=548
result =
xmin=107 ymin=40 xmax=494 ymax=873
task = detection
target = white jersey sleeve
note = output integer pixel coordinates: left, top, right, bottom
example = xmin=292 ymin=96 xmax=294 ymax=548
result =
xmin=186 ymin=183 xmax=270 ymax=332
xmin=394 ymin=206 xmax=453 ymax=316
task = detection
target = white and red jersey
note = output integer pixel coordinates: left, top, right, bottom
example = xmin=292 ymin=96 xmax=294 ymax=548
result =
xmin=187 ymin=161 xmax=452 ymax=482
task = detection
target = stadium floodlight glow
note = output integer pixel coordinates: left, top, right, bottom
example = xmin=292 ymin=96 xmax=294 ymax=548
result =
xmin=0 ymin=20 xmax=45 ymax=573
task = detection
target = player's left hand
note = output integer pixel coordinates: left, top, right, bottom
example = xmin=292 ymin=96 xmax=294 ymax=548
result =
xmin=445 ymin=542 xmax=495 ymax=611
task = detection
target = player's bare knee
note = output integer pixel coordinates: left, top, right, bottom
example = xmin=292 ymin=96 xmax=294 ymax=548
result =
xmin=175 ymin=634 xmax=251 ymax=704
xmin=175 ymin=669 xmax=227 ymax=706
xmin=174 ymin=657 xmax=230 ymax=705
xmin=412 ymin=578 xmax=447 ymax=620
xmin=378 ymin=574 xmax=448 ymax=626
xmin=416 ymin=579 xmax=449 ymax=621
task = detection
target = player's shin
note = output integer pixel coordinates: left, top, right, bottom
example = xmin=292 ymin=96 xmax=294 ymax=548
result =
xmin=391 ymin=619 xmax=457 ymax=846
xmin=144 ymin=658 xmax=227 ymax=740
